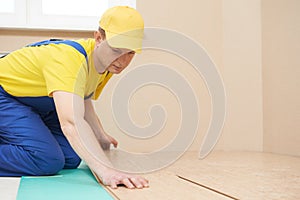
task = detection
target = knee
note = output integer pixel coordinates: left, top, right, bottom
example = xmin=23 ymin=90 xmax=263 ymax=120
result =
xmin=38 ymin=157 xmax=65 ymax=175
xmin=31 ymin=150 xmax=65 ymax=176
xmin=64 ymin=155 xmax=81 ymax=169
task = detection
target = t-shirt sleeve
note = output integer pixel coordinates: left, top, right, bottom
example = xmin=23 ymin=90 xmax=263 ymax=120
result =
xmin=42 ymin=48 xmax=88 ymax=98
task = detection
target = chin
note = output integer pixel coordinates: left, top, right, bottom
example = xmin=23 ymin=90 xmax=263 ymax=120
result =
xmin=108 ymin=70 xmax=121 ymax=74
xmin=107 ymin=67 xmax=123 ymax=74
xmin=113 ymin=68 xmax=123 ymax=74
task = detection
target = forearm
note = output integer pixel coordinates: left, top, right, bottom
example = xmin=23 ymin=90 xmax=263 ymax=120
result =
xmin=61 ymin=117 xmax=112 ymax=174
xmin=84 ymin=100 xmax=118 ymax=150
xmin=53 ymin=92 xmax=148 ymax=189
xmin=84 ymin=100 xmax=105 ymax=139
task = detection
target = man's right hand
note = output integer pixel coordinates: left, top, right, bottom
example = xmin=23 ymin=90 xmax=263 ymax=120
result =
xmin=94 ymin=168 xmax=149 ymax=189
xmin=53 ymin=92 xmax=148 ymax=189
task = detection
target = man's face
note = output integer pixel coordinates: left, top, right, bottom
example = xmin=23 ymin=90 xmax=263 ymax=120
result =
xmin=93 ymin=40 xmax=135 ymax=74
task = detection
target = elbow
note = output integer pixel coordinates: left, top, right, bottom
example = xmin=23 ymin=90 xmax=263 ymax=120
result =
xmin=60 ymin=116 xmax=86 ymax=138
xmin=61 ymin=122 xmax=74 ymax=134
xmin=60 ymin=118 xmax=77 ymax=138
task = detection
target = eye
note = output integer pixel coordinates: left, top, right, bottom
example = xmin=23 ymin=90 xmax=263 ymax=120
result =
xmin=112 ymin=48 xmax=122 ymax=54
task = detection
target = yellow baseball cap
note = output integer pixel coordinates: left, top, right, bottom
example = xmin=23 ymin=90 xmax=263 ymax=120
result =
xmin=99 ymin=6 xmax=144 ymax=53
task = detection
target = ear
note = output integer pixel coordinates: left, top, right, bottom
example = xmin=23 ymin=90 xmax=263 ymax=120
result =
xmin=94 ymin=30 xmax=102 ymax=44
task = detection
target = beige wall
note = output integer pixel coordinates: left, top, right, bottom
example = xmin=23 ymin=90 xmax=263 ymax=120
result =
xmin=94 ymin=0 xmax=263 ymax=153
xmin=262 ymin=0 xmax=300 ymax=156
xmin=134 ymin=0 xmax=264 ymax=152
xmin=0 ymin=1 xmax=299 ymax=156
xmin=95 ymin=0 xmax=223 ymax=153
xmin=219 ymin=0 xmax=263 ymax=151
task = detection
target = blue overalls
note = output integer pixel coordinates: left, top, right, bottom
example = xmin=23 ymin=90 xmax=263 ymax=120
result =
xmin=0 ymin=40 xmax=87 ymax=176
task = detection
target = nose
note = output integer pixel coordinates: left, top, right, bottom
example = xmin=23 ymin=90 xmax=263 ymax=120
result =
xmin=116 ymin=52 xmax=134 ymax=67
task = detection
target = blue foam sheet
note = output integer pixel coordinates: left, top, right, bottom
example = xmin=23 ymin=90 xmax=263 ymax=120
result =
xmin=16 ymin=164 xmax=113 ymax=200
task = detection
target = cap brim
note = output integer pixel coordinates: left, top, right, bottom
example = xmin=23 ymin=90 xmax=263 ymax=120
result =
xmin=106 ymin=30 xmax=143 ymax=54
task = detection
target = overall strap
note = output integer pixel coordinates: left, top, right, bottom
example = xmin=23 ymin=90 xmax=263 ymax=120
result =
xmin=27 ymin=39 xmax=88 ymax=65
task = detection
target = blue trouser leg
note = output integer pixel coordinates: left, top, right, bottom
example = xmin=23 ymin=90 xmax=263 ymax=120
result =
xmin=40 ymin=109 xmax=81 ymax=169
xmin=0 ymin=86 xmax=81 ymax=176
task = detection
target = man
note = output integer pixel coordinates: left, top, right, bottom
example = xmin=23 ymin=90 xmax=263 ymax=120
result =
xmin=0 ymin=6 xmax=149 ymax=189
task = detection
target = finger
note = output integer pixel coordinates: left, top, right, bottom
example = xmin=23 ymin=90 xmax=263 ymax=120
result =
xmin=138 ymin=177 xmax=149 ymax=188
xmin=129 ymin=177 xmax=143 ymax=189
xmin=111 ymin=138 xmax=118 ymax=148
xmin=110 ymin=180 xmax=118 ymax=189
xmin=122 ymin=178 xmax=135 ymax=189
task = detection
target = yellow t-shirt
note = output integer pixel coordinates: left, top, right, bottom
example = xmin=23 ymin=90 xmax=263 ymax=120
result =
xmin=0 ymin=39 xmax=112 ymax=100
